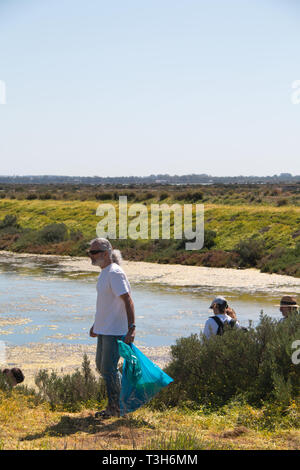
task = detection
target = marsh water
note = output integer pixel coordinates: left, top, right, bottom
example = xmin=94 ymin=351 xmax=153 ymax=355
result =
xmin=0 ymin=253 xmax=287 ymax=348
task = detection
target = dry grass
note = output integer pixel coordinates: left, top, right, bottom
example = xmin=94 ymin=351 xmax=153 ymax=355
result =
xmin=0 ymin=390 xmax=299 ymax=450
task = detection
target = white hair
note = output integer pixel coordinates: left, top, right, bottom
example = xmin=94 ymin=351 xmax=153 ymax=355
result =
xmin=111 ymin=249 xmax=123 ymax=266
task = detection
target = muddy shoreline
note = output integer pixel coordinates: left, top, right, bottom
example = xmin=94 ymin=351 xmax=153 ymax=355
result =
xmin=2 ymin=250 xmax=300 ymax=293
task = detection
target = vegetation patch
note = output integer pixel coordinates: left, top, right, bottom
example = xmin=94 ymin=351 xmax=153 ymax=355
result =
xmin=1 ymin=186 xmax=300 ymax=275
xmin=0 ymin=319 xmax=299 ymax=450
xmin=153 ymin=313 xmax=300 ymax=413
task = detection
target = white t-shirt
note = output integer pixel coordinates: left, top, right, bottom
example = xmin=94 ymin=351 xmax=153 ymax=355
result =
xmin=203 ymin=313 xmax=240 ymax=339
xmin=93 ymin=263 xmax=131 ymax=335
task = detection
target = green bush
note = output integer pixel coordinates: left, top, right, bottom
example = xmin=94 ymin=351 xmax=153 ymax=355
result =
xmin=38 ymin=223 xmax=68 ymax=244
xmin=159 ymin=192 xmax=169 ymax=201
xmin=176 ymin=229 xmax=216 ymax=251
xmin=0 ymin=214 xmax=19 ymax=230
xmin=260 ymin=243 xmax=300 ymax=277
xmin=11 ymin=228 xmax=39 ymax=251
xmin=153 ymin=313 xmax=300 ymax=410
xmin=277 ymin=198 xmax=288 ymax=207
xmin=0 ymin=372 xmax=10 ymax=392
xmin=95 ymin=192 xmax=113 ymax=201
xmin=39 ymin=193 xmax=54 ymax=200
xmin=235 ymin=236 xmax=266 ymax=267
xmin=34 ymin=354 xmax=106 ymax=411
xmin=174 ymin=191 xmax=203 ymax=202
xmin=203 ymin=229 xmax=217 ymax=249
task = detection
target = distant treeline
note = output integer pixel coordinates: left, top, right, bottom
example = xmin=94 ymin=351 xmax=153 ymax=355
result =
xmin=0 ymin=173 xmax=300 ymax=185
xmin=0 ymin=182 xmax=300 ymax=207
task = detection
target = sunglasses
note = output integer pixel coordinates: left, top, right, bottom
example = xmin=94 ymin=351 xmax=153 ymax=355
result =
xmin=88 ymin=249 xmax=106 ymax=255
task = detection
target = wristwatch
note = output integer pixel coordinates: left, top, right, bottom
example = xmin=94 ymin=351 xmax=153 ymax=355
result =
xmin=128 ymin=323 xmax=136 ymax=330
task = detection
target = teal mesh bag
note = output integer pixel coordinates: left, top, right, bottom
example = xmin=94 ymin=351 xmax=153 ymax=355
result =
xmin=117 ymin=340 xmax=173 ymax=416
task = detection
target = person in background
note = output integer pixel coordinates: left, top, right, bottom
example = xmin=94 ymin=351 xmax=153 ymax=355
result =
xmin=1 ymin=368 xmax=24 ymax=388
xmin=277 ymin=295 xmax=299 ymax=320
xmin=88 ymin=238 xmax=136 ymax=419
xmin=203 ymin=296 xmax=241 ymax=339
xmin=226 ymin=306 xmax=237 ymax=321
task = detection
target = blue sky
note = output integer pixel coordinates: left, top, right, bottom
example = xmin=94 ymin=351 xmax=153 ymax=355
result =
xmin=0 ymin=0 xmax=300 ymax=177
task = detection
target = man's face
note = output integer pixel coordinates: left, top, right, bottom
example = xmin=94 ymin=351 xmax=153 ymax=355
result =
xmin=89 ymin=242 xmax=108 ymax=268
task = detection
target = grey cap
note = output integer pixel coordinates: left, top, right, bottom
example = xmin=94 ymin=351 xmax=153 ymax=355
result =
xmin=90 ymin=238 xmax=112 ymax=252
xmin=209 ymin=296 xmax=228 ymax=309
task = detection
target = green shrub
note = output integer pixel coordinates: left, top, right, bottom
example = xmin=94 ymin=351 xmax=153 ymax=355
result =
xmin=38 ymin=223 xmax=68 ymax=244
xmin=0 ymin=214 xmax=19 ymax=230
xmin=34 ymin=354 xmax=106 ymax=411
xmin=0 ymin=372 xmax=10 ymax=392
xmin=153 ymin=314 xmax=300 ymax=410
xmin=69 ymin=229 xmax=84 ymax=242
xmin=134 ymin=192 xmax=155 ymax=201
xmin=95 ymin=192 xmax=113 ymax=201
xmin=260 ymin=243 xmax=300 ymax=277
xmin=235 ymin=236 xmax=266 ymax=267
xmin=159 ymin=192 xmax=169 ymax=201
xmin=203 ymin=229 xmax=217 ymax=249
xmin=176 ymin=230 xmax=216 ymax=251
xmin=174 ymin=191 xmax=203 ymax=202
xmin=126 ymin=191 xmax=137 ymax=201
xmin=11 ymin=228 xmax=39 ymax=251
xmin=39 ymin=193 xmax=54 ymax=200
xmin=277 ymin=198 xmax=288 ymax=207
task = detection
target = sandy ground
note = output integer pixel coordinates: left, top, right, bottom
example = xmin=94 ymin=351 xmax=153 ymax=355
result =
xmin=2 ymin=250 xmax=300 ymax=388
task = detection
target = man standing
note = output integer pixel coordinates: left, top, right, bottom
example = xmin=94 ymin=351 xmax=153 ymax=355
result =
xmin=89 ymin=238 xmax=135 ymax=419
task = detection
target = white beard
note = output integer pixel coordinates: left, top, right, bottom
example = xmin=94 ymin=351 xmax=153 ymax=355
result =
xmin=91 ymin=258 xmax=103 ymax=267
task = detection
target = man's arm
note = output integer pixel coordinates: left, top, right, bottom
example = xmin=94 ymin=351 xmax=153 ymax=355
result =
xmin=120 ymin=292 xmax=136 ymax=344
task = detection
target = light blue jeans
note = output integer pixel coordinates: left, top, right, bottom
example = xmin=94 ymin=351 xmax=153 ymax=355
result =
xmin=96 ymin=335 xmax=122 ymax=412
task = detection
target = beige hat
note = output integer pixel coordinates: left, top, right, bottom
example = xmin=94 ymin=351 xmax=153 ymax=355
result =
xmin=276 ymin=295 xmax=299 ymax=308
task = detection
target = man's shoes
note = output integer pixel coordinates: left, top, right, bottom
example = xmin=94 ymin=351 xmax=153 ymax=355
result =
xmin=95 ymin=408 xmax=120 ymax=419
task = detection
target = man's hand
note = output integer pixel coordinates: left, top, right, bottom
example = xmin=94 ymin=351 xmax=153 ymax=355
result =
xmin=89 ymin=325 xmax=98 ymax=338
xmin=124 ymin=328 xmax=135 ymax=344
